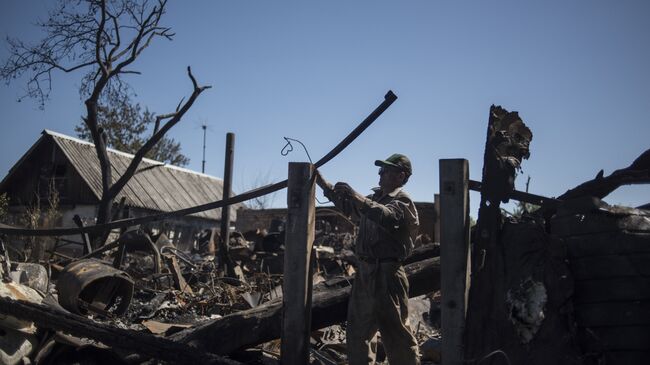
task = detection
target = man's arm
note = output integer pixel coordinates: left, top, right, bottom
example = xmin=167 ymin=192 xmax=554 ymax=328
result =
xmin=315 ymin=171 xmax=360 ymax=218
xmin=362 ymin=199 xmax=405 ymax=226
xmin=336 ymin=180 xmax=416 ymax=230
xmin=326 ymin=179 xmax=415 ymax=232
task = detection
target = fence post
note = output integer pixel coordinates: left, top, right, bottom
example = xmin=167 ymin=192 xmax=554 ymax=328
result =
xmin=439 ymin=159 xmax=471 ymax=365
xmin=219 ymin=132 xmax=236 ymax=277
xmin=434 ymin=193 xmax=441 ymax=243
xmin=281 ymin=162 xmax=316 ymax=365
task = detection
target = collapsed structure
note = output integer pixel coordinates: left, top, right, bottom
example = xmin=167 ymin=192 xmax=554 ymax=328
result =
xmin=463 ymin=106 xmax=650 ymax=365
xmin=0 ymin=97 xmax=648 ymax=364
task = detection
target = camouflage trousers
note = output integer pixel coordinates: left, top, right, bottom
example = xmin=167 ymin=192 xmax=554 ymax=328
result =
xmin=346 ymin=260 xmax=420 ymax=365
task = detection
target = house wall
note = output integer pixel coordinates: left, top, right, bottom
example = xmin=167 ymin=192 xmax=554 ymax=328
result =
xmin=3 ymin=204 xmax=97 ymax=257
xmin=2 ymin=137 xmax=96 ymax=207
xmin=5 ymin=203 xmax=219 ymax=255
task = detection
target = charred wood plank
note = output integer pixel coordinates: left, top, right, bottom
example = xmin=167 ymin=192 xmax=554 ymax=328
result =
xmin=315 ymin=243 xmax=439 ymax=290
xmin=0 ymin=296 xmax=242 ymax=365
xmin=405 ymin=243 xmax=440 ymax=264
xmin=468 ymin=179 xmax=560 ymax=208
xmin=171 ymin=256 xmax=440 ymax=355
xmin=164 ymin=254 xmax=194 ymax=295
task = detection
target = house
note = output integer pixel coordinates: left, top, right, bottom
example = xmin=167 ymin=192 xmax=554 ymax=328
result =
xmin=0 ymin=130 xmax=236 ymax=250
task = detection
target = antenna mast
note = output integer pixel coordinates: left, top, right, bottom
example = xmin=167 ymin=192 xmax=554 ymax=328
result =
xmin=201 ymin=124 xmax=207 ymax=173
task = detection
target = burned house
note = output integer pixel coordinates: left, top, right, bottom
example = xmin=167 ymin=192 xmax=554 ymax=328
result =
xmin=0 ymin=100 xmax=645 ymax=365
xmin=0 ymin=130 xmax=237 ymax=251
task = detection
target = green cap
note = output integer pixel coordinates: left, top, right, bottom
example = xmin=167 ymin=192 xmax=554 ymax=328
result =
xmin=374 ymin=153 xmax=412 ymax=176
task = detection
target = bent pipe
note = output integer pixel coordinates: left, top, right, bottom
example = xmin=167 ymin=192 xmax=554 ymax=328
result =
xmin=0 ymin=90 xmax=397 ymax=237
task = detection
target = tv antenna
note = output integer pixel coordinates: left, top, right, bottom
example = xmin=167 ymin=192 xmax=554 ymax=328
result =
xmin=201 ymin=124 xmax=207 ymax=173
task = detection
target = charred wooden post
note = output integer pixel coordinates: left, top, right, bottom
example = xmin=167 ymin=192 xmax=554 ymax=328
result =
xmin=464 ymin=105 xmax=532 ymax=363
xmin=281 ymin=162 xmax=316 ymax=365
xmin=73 ymin=214 xmax=93 ymax=255
xmin=219 ymin=132 xmax=236 ymax=277
xmin=439 ymin=159 xmax=471 ymax=365
xmin=164 ymin=254 xmax=194 ymax=295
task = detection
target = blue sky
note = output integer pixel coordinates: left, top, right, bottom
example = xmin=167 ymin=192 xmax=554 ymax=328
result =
xmin=1 ymin=0 xmax=649 ymax=216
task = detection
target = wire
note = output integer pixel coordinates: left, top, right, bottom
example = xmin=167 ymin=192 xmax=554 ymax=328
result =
xmin=280 ymin=137 xmax=330 ymax=204
xmin=281 ymin=137 xmax=313 ymax=164
xmin=475 ymin=350 xmax=512 ymax=365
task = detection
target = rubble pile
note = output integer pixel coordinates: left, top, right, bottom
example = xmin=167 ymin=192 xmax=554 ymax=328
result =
xmin=0 ymin=222 xmax=442 ymax=364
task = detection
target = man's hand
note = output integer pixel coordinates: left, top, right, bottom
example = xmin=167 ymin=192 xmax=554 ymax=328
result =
xmin=333 ymin=182 xmax=365 ymax=204
xmin=333 ymin=182 xmax=354 ymax=197
xmin=315 ymin=170 xmax=365 ymax=207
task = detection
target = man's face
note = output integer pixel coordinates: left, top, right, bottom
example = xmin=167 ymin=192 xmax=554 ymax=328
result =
xmin=378 ymin=165 xmax=405 ymax=191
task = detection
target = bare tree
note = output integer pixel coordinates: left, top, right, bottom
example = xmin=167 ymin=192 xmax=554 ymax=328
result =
xmin=1 ymin=0 xmax=210 ymax=246
xmin=74 ymin=89 xmax=190 ymax=166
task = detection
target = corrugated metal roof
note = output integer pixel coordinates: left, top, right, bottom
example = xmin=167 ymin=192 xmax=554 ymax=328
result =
xmin=46 ymin=130 xmax=230 ymax=221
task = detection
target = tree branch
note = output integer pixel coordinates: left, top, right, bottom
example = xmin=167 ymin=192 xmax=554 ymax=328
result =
xmin=107 ymin=10 xmax=121 ymax=62
xmin=108 ymin=66 xmax=210 ymax=198
xmin=95 ymin=0 xmax=109 ymax=76
xmin=110 ymin=0 xmax=167 ymax=77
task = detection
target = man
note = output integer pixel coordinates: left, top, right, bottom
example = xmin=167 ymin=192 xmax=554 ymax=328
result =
xmin=316 ymin=153 xmax=420 ymax=365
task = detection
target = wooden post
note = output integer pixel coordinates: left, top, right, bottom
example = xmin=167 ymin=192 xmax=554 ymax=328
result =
xmin=439 ymin=159 xmax=471 ymax=365
xmin=73 ymin=214 xmax=92 ymax=255
xmin=219 ymin=132 xmax=236 ymax=277
xmin=281 ymin=162 xmax=315 ymax=365
xmin=433 ymin=193 xmax=441 ymax=243
xmin=112 ymin=198 xmax=129 ymax=268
